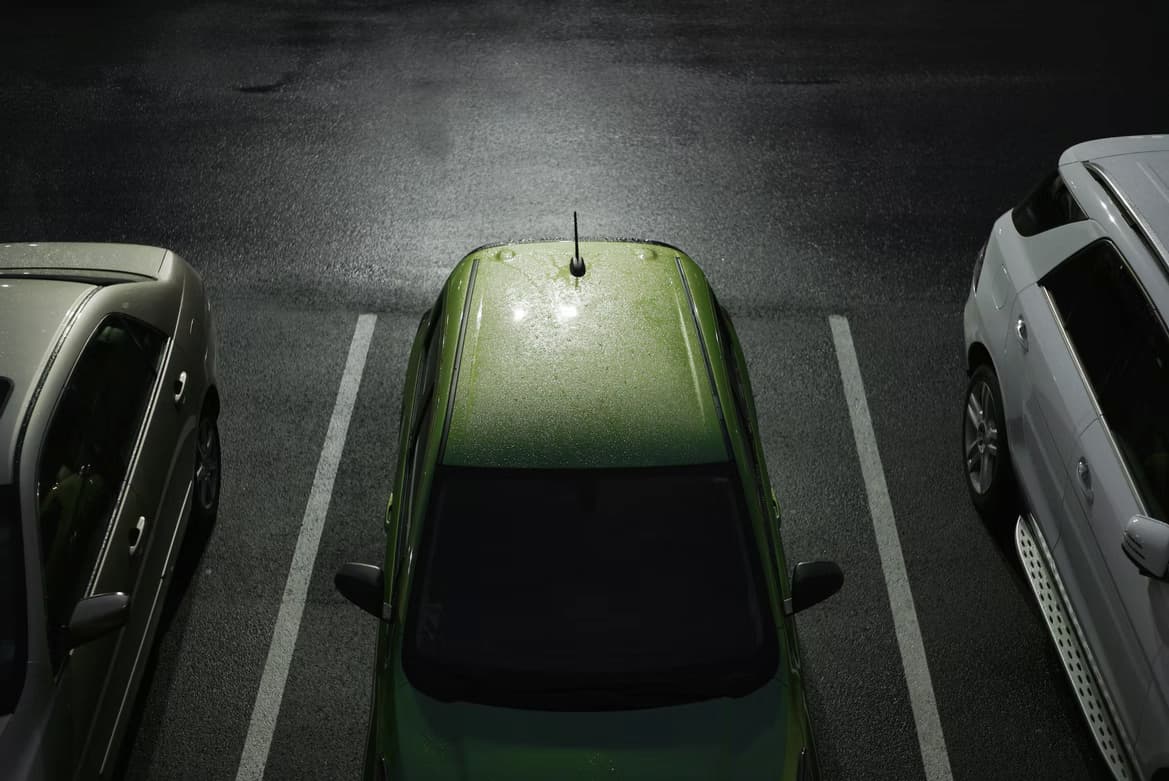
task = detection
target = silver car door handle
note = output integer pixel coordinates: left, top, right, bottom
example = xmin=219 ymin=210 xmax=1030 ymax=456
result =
xmin=1015 ymin=316 xmax=1028 ymax=352
xmin=1077 ymin=458 xmax=1093 ymax=503
xmin=173 ymin=371 xmax=188 ymax=406
xmin=128 ymin=515 xmax=147 ymax=557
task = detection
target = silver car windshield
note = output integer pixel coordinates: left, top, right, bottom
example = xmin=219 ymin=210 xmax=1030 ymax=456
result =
xmin=0 ymin=484 xmax=25 ymax=715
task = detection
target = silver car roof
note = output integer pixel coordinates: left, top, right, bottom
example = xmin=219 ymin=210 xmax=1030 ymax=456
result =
xmin=0 ymin=243 xmax=166 ymax=280
xmin=0 ymin=279 xmax=95 ymax=485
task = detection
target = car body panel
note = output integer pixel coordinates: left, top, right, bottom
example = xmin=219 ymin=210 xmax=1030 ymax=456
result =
xmin=1057 ymin=419 xmax=1163 ymax=741
xmin=368 ymin=240 xmax=816 ymax=780
xmin=1141 ymin=648 xmax=1169 ymax=771
xmin=982 ymin=216 xmax=1103 ymax=553
xmin=0 ymin=243 xmax=166 ymax=280
xmin=1060 ymin=135 xmax=1169 ymax=166
xmin=999 ymin=284 xmax=1097 ymax=551
xmin=1089 ymin=152 xmax=1169 ymax=261
xmin=383 ymin=653 xmax=800 ymax=781
xmin=443 ymin=241 xmax=727 ymax=469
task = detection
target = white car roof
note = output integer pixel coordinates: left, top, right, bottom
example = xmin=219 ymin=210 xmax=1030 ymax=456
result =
xmin=1062 ymin=137 xmax=1169 ymax=243
xmin=1060 ymin=135 xmax=1169 ymax=290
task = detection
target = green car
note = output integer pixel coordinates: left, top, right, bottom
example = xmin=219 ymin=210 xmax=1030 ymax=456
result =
xmin=336 ymin=238 xmax=843 ymax=781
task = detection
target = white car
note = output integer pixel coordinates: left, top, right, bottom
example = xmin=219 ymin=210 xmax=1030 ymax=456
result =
xmin=963 ymin=135 xmax=1169 ymax=781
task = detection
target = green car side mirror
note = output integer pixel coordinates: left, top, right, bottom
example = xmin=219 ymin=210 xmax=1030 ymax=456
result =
xmin=335 ymin=562 xmax=386 ymax=620
xmin=784 ymin=561 xmax=844 ymax=615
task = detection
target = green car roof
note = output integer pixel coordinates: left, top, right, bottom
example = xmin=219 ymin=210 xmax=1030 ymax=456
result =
xmin=439 ymin=240 xmax=729 ymax=469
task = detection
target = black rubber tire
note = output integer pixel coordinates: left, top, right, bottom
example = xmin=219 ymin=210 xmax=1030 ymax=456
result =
xmin=963 ymin=364 xmax=1018 ymax=525
xmin=192 ymin=411 xmax=221 ymax=525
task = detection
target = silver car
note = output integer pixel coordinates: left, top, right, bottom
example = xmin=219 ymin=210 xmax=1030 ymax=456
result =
xmin=963 ymin=136 xmax=1169 ymax=781
xmin=0 ymin=244 xmax=221 ymax=779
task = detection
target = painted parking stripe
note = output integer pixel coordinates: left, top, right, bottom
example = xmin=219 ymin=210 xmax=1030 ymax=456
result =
xmin=829 ymin=315 xmax=954 ymax=781
xmin=235 ymin=313 xmax=377 ymax=781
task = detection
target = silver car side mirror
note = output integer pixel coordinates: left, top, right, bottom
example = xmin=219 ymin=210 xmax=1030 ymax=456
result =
xmin=68 ymin=593 xmax=130 ymax=648
xmin=1122 ymin=515 xmax=1169 ymax=580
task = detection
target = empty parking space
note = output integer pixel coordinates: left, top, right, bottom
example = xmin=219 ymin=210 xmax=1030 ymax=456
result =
xmin=842 ymin=306 xmax=1110 ymax=780
xmin=122 ymin=303 xmax=379 ymax=780
xmin=262 ymin=313 xmax=420 ymax=781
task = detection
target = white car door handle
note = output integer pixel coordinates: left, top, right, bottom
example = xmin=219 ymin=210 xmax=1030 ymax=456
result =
xmin=1077 ymin=458 xmax=1093 ymax=503
xmin=128 ymin=515 xmax=147 ymax=557
xmin=1015 ymin=316 xmax=1028 ymax=352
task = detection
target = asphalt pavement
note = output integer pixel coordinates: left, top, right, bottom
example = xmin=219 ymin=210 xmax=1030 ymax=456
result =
xmin=3 ymin=0 xmax=1168 ymax=778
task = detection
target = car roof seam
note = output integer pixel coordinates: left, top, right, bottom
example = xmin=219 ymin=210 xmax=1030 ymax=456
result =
xmin=439 ymin=259 xmax=480 ymax=462
xmin=674 ymin=255 xmax=733 ymax=459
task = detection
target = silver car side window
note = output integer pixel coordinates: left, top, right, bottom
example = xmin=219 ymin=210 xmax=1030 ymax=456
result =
xmin=1042 ymin=241 xmax=1169 ymax=520
xmin=36 ymin=316 xmax=164 ymax=668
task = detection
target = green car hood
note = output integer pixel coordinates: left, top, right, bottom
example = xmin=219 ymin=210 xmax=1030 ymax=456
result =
xmin=384 ymin=670 xmax=803 ymax=780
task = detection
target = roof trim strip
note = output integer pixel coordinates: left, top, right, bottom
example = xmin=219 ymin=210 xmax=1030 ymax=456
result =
xmin=674 ymin=255 xmax=733 ymax=459
xmin=439 ymin=259 xmax=480 ymax=461
xmin=1083 ymin=161 xmax=1169 ymax=274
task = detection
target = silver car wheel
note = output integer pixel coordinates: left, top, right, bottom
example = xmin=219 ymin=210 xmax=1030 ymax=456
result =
xmin=964 ymin=379 xmax=999 ymax=495
xmin=195 ymin=416 xmax=220 ymax=512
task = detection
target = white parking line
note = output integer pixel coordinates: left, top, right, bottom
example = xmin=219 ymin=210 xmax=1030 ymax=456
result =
xmin=235 ymin=313 xmax=377 ymax=781
xmin=829 ymin=315 xmax=954 ymax=781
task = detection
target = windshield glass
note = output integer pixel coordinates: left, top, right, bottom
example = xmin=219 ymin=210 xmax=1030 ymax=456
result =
xmin=403 ymin=464 xmax=779 ymax=710
xmin=0 ymin=484 xmax=27 ymax=715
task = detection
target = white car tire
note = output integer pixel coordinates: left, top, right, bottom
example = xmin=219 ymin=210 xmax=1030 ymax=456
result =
xmin=963 ymin=364 xmax=1017 ymax=524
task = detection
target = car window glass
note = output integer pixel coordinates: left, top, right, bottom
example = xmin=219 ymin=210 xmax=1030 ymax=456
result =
xmin=1012 ymin=171 xmax=1086 ymax=237
xmin=403 ymin=464 xmax=779 ymax=711
xmin=1043 ymin=242 xmax=1169 ymax=518
xmin=0 ymin=485 xmax=25 ymax=714
xmin=395 ymin=400 xmax=434 ymax=589
xmin=37 ymin=316 xmax=164 ymax=666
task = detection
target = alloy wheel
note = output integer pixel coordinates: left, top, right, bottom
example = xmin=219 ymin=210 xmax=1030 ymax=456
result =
xmin=964 ymin=380 xmax=999 ymax=495
xmin=195 ymin=417 xmax=220 ymax=512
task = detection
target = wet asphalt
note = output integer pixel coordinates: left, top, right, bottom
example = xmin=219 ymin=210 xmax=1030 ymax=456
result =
xmin=2 ymin=0 xmax=1168 ymax=778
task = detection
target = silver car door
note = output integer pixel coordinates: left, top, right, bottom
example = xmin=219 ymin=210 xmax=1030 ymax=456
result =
xmin=1040 ymin=237 xmax=1169 ymax=751
xmin=1071 ymin=419 xmax=1161 ymax=739
xmin=33 ymin=315 xmax=162 ymax=774
xmin=74 ymin=316 xmax=168 ymax=775
xmin=1000 ymin=281 xmax=1097 ymax=550
xmin=92 ymin=314 xmax=194 ymax=775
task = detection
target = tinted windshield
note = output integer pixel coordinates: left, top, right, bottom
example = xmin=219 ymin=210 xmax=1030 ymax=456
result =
xmin=0 ymin=485 xmax=26 ymax=714
xmin=403 ymin=465 xmax=779 ymax=710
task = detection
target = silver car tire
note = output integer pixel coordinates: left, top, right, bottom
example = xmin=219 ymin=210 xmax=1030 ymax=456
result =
xmin=194 ymin=410 xmax=221 ymax=524
xmin=963 ymin=364 xmax=1017 ymax=524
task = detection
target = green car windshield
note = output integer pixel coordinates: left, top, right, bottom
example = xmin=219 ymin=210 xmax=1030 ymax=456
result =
xmin=0 ymin=484 xmax=26 ymax=715
xmin=403 ymin=464 xmax=779 ymax=710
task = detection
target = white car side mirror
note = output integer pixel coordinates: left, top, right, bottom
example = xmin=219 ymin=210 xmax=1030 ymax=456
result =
xmin=1122 ymin=515 xmax=1169 ymax=580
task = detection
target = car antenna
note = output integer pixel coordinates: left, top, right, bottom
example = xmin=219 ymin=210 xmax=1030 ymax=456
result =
xmin=570 ymin=211 xmax=586 ymax=277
